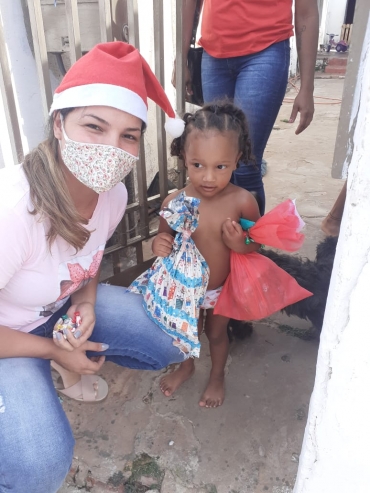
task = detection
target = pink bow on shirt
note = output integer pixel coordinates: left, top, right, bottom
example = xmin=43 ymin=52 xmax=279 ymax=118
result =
xmin=57 ymin=250 xmax=104 ymax=301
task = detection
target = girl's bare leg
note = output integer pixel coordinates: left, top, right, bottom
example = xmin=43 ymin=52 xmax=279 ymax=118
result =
xmin=160 ymin=311 xmax=204 ymax=397
xmin=321 ymin=180 xmax=347 ymax=237
xmin=199 ymin=311 xmax=229 ymax=408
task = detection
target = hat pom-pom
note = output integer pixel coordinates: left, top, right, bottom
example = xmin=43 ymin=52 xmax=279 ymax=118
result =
xmin=165 ymin=117 xmax=185 ymax=138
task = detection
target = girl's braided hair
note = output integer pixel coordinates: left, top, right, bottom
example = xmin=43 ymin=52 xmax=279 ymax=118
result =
xmin=170 ymin=101 xmax=254 ymax=165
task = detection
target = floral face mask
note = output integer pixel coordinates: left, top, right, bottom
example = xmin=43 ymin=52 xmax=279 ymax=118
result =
xmin=60 ymin=118 xmax=139 ymax=193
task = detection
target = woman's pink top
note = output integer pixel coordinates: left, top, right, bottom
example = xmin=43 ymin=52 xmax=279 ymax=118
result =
xmin=0 ymin=165 xmax=127 ymax=332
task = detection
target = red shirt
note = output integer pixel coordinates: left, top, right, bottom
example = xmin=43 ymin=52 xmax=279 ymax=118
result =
xmin=199 ymin=0 xmax=294 ymax=58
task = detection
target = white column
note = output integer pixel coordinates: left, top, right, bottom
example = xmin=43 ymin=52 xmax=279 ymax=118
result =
xmin=0 ymin=0 xmax=45 ymax=163
xmin=325 ymin=0 xmax=348 ymax=37
xmin=318 ymin=0 xmax=329 ymax=45
xmin=290 ymin=2 xmax=298 ymax=77
xmin=293 ymin=15 xmax=370 ymax=493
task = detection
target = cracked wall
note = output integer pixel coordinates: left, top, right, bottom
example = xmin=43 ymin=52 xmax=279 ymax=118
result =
xmin=294 ymin=13 xmax=370 ymax=493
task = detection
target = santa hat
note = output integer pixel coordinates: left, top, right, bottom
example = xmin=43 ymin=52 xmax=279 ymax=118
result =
xmin=49 ymin=41 xmax=185 ymax=138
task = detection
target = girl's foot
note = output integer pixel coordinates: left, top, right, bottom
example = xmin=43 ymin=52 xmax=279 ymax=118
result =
xmin=199 ymin=374 xmax=225 ymax=408
xmin=160 ymin=359 xmax=195 ymax=397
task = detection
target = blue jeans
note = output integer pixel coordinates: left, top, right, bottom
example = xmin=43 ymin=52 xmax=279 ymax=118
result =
xmin=201 ymin=40 xmax=291 ymax=214
xmin=0 ymin=285 xmax=184 ymax=493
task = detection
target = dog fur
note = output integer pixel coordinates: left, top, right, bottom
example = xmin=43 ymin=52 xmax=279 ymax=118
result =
xmin=228 ymin=236 xmax=338 ymax=340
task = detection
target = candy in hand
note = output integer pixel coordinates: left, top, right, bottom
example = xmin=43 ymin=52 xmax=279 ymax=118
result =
xmin=53 ymin=312 xmax=82 ymax=339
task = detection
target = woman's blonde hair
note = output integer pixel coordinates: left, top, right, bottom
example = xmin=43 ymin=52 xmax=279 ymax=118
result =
xmin=22 ymin=109 xmax=90 ymax=251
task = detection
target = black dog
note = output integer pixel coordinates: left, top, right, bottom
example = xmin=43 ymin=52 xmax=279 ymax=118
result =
xmin=228 ymin=236 xmax=338 ymax=340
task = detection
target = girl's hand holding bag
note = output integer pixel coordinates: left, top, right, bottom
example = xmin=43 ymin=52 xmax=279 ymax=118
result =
xmin=214 ymin=200 xmax=313 ymax=321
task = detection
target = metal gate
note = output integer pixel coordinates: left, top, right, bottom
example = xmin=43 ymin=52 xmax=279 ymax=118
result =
xmin=0 ymin=0 xmax=186 ymax=285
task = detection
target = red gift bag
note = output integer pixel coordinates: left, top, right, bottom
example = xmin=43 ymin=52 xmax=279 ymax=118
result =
xmin=214 ymin=200 xmax=312 ymax=320
xmin=249 ymin=199 xmax=305 ymax=251
xmin=214 ymin=252 xmax=312 ymax=320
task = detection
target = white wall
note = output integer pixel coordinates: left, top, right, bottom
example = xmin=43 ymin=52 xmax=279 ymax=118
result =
xmin=0 ymin=77 xmax=14 ymax=168
xmin=0 ymin=0 xmax=46 ymax=167
xmin=293 ymin=13 xmax=370 ymax=493
xmin=318 ymin=0 xmax=330 ymax=45
xmin=325 ymin=0 xmax=347 ymax=37
xmin=290 ymin=2 xmax=298 ymax=77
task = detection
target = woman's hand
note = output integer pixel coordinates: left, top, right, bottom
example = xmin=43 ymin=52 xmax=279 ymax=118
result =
xmin=172 ymin=62 xmax=193 ymax=100
xmin=53 ymin=301 xmax=96 ymax=351
xmin=52 ymin=340 xmax=107 ymax=375
xmin=152 ymin=232 xmax=174 ymax=257
xmin=222 ymin=219 xmax=260 ymax=254
xmin=289 ymin=88 xmax=315 ymax=135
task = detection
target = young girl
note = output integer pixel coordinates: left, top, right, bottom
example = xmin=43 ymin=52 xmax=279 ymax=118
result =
xmin=130 ymin=102 xmax=261 ymax=408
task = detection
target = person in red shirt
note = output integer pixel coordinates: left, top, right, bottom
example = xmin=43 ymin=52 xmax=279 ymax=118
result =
xmin=180 ymin=0 xmax=319 ymax=214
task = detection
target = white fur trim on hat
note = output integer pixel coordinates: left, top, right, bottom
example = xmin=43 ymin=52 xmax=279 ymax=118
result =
xmin=164 ymin=116 xmax=185 ymax=138
xmin=49 ymin=83 xmax=148 ymax=123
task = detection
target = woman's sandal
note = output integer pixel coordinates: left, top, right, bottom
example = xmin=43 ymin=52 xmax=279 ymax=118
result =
xmin=50 ymin=361 xmax=108 ymax=403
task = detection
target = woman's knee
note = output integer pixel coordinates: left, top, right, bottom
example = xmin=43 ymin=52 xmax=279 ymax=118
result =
xmin=94 ymin=287 xmax=185 ymax=369
xmin=0 ymin=431 xmax=74 ymax=493
xmin=0 ymin=358 xmax=75 ymax=492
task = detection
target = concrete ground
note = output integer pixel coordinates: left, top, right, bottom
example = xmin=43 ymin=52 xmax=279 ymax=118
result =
xmin=59 ymin=78 xmax=345 ymax=493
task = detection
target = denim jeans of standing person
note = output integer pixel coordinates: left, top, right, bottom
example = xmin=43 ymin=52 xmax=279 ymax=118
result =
xmin=201 ymin=39 xmax=291 ymax=215
xmin=0 ymin=285 xmax=184 ymax=493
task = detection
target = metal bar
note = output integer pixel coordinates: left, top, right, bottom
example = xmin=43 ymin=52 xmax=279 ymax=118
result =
xmin=116 ymin=213 xmax=127 ymax=248
xmin=65 ymin=0 xmax=82 ymax=64
xmin=175 ymin=0 xmax=186 ymax=116
xmin=136 ymin=149 xmax=150 ymax=238
xmin=126 ymin=0 xmax=141 ymax=239
xmin=153 ymin=0 xmax=168 ymax=202
xmin=123 ymin=214 xmax=132 ymax=243
xmin=126 ymin=0 xmax=149 ymax=238
xmin=0 ymin=15 xmax=24 ymax=163
xmin=124 ymin=188 xmax=178 ymax=213
xmin=27 ymin=0 xmax=52 ymax=121
xmin=175 ymin=0 xmax=186 ymax=187
xmin=124 ymin=171 xmax=136 ymax=212
xmin=100 ymin=257 xmax=155 ymax=285
xmin=127 ymin=0 xmax=139 ymax=47
xmin=112 ymin=251 xmax=121 ymax=275
xmin=135 ymin=243 xmax=144 ymax=265
xmin=98 ymin=0 xmax=113 ymax=42
xmin=104 ymin=229 xmax=157 ymax=254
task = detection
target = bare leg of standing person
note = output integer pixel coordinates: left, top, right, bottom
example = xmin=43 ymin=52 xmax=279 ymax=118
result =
xmin=321 ymin=180 xmax=347 ymax=237
xmin=199 ymin=311 xmax=229 ymax=408
xmin=159 ymin=311 xmax=204 ymax=396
